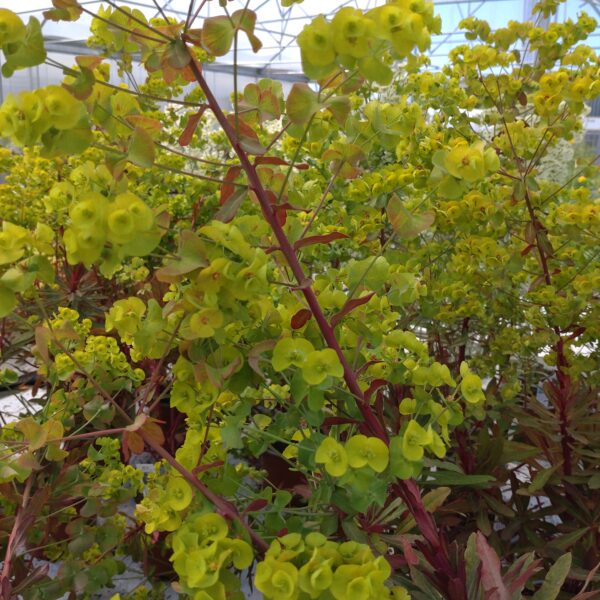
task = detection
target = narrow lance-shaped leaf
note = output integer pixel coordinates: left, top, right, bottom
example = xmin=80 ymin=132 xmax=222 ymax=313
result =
xmin=331 ymin=292 xmax=375 ymax=327
xmin=214 ymin=187 xmax=247 ymax=223
xmin=531 ymin=553 xmax=572 ymax=600
xmin=294 ymin=232 xmax=349 ymax=251
xmin=179 ymin=106 xmax=207 ymax=147
xmin=476 ymin=532 xmax=511 ymax=600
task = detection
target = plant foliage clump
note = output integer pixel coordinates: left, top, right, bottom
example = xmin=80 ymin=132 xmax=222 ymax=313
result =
xmin=0 ymin=0 xmax=598 ymax=599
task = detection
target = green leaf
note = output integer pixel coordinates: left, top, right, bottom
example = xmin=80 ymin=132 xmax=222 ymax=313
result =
xmin=465 ymin=533 xmax=481 ymax=598
xmin=286 ymin=83 xmax=320 ymax=125
xmin=1 ymin=17 xmax=46 ymax=78
xmin=202 ymin=16 xmax=234 ymax=57
xmin=0 ymin=284 xmax=17 ymax=317
xmin=424 ymin=471 xmax=495 ymax=487
xmin=156 ymin=230 xmax=208 ymax=282
xmin=548 ymin=528 xmax=589 ymax=551
xmin=531 ymin=553 xmax=572 ymax=600
xmin=43 ymin=0 xmax=83 ymax=21
xmin=231 ymin=9 xmax=262 ymax=53
xmin=165 ymin=39 xmax=191 ymax=69
xmin=42 ymin=117 xmax=92 ymax=156
xmin=387 ymin=195 xmax=435 ymax=238
xmin=527 ymin=463 xmax=561 ymax=493
xmin=128 ymin=127 xmax=155 ymax=168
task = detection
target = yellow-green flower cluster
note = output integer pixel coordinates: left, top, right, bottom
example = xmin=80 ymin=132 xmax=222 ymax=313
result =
xmin=64 ymin=190 xmax=160 ymax=272
xmin=169 ymin=512 xmax=253 ymax=598
xmin=135 ymin=469 xmax=195 ymax=534
xmin=255 ymin=532 xmax=410 ymax=600
xmin=0 ymin=85 xmax=85 ymax=147
xmin=272 ymin=337 xmax=344 ymax=386
xmin=297 ymin=1 xmax=441 ymax=83
xmin=315 ymin=435 xmax=389 ymax=478
xmin=53 ymin=335 xmax=144 ymax=385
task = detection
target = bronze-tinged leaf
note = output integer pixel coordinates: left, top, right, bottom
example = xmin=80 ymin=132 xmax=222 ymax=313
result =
xmin=294 ymin=232 xmax=349 ymax=251
xmin=43 ymin=0 xmax=82 ymax=21
xmin=331 ymin=292 xmax=375 ymax=327
xmin=286 ymin=83 xmax=320 ymax=125
xmin=142 ymin=420 xmax=165 ymax=447
xmin=155 ymin=230 xmax=208 ymax=283
xmin=244 ymin=498 xmax=269 ymax=513
xmin=125 ymin=414 xmax=147 ymax=432
xmin=128 ymin=127 xmax=155 ymax=168
xmin=226 ymin=115 xmax=266 ymax=155
xmin=476 ymin=532 xmax=511 ymax=600
xmin=178 ymin=106 xmax=207 ymax=147
xmin=214 ymin=188 xmax=246 ymax=223
xmin=124 ymin=431 xmax=144 ymax=456
xmin=202 ymin=16 xmax=235 ymax=57
xmin=291 ymin=308 xmax=312 ymax=329
xmin=387 ymin=194 xmax=435 ymax=238
xmin=254 ymin=156 xmax=308 ymax=170
xmin=248 ymin=340 xmax=277 ymax=378
xmin=165 ymin=39 xmax=191 ymax=69
xmin=220 ymin=166 xmax=243 ymax=205
xmin=34 ymin=326 xmax=51 ymax=364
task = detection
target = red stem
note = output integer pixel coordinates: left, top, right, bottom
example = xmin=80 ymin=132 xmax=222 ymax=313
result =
xmin=185 ymin=54 xmax=463 ymax=594
xmin=187 ymin=59 xmax=386 ymax=441
xmin=523 ymin=188 xmax=572 ymax=475
xmin=140 ymin=431 xmax=268 ymax=552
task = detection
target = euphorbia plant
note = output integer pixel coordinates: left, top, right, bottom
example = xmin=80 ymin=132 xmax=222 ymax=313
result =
xmin=0 ymin=0 xmax=598 ymax=599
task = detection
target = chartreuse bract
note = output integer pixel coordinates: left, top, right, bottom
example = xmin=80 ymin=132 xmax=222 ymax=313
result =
xmin=0 ymin=0 xmax=597 ymax=598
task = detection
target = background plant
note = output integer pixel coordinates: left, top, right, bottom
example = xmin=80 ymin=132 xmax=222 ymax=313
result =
xmin=0 ymin=1 xmax=598 ymax=599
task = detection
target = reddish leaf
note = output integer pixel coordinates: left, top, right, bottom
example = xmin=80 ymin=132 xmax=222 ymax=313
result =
xmin=294 ymin=232 xmax=349 ymax=251
xmin=220 ymin=166 xmax=243 ymax=205
xmin=331 ymin=292 xmax=375 ymax=327
xmin=291 ymin=308 xmax=312 ymax=329
xmin=364 ymin=378 xmax=388 ymax=401
xmin=179 ymin=106 xmax=208 ymax=147
xmin=506 ymin=558 xmax=542 ymax=595
xmin=214 ymin=188 xmax=246 ymax=223
xmin=265 ymin=190 xmax=287 ymax=226
xmin=123 ymin=431 xmax=144 ymax=458
xmin=521 ymin=244 xmax=535 ymax=256
xmin=400 ymin=536 xmax=419 ymax=566
xmin=476 ymin=532 xmax=510 ymax=600
xmin=142 ymin=420 xmax=165 ymax=447
xmin=254 ymin=156 xmax=309 ymax=170
xmin=244 ymin=499 xmax=269 ymax=513
xmin=226 ymin=115 xmax=266 ymax=154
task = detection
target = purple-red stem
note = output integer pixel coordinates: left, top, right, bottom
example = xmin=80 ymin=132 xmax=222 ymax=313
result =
xmin=523 ymin=188 xmax=572 ymax=475
xmin=185 ymin=55 xmax=463 ymax=594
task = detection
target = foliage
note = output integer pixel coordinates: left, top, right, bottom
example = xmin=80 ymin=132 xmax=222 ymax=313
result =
xmin=0 ymin=0 xmax=598 ymax=599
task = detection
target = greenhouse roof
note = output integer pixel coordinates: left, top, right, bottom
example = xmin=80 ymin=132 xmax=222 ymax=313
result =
xmin=13 ymin=0 xmax=600 ymax=77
